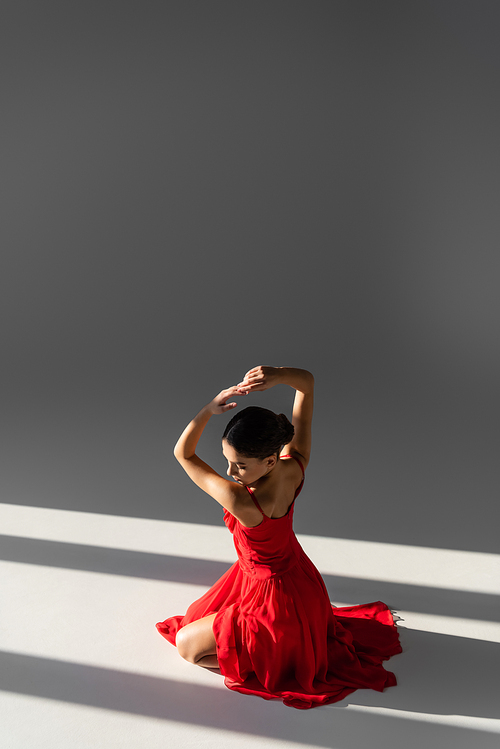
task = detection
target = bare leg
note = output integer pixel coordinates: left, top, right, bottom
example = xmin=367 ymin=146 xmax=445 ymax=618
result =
xmin=175 ymin=614 xmax=220 ymax=671
xmin=195 ymin=654 xmax=220 ymax=671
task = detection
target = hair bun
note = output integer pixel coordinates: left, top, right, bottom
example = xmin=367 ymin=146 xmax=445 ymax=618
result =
xmin=276 ymin=413 xmax=295 ymax=445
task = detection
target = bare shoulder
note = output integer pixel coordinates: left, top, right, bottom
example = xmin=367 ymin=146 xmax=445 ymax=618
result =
xmin=280 ymin=449 xmax=308 ymax=474
xmin=229 ymin=489 xmax=266 ymax=528
xmin=252 ymin=454 xmax=304 ymax=519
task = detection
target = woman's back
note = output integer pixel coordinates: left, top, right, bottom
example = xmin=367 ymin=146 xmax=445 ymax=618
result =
xmin=236 ymin=453 xmax=304 ymax=526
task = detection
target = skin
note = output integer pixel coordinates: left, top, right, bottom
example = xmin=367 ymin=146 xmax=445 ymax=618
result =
xmin=173 ymin=366 xmax=314 ymax=670
xmin=222 ymin=442 xmax=277 ymax=486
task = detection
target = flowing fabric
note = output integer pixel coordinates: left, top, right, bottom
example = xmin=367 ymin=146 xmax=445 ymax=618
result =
xmin=156 ymin=456 xmax=401 ymax=709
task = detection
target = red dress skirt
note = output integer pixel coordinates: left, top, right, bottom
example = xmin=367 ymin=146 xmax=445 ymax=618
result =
xmin=156 ymin=457 xmax=401 ymax=709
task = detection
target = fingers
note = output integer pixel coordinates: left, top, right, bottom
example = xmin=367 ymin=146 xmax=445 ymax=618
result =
xmin=232 ymin=386 xmax=248 ymax=396
xmin=232 ymin=366 xmax=273 ymax=395
xmin=222 ymin=385 xmax=247 ymax=397
xmin=237 ymin=382 xmax=264 ymax=392
xmin=237 ymin=373 xmax=266 ymax=392
xmin=218 ymin=387 xmax=247 ymax=405
xmin=215 ymin=367 xmax=273 ymax=409
xmin=240 ymin=366 xmax=262 ymax=383
xmin=210 ymin=386 xmax=247 ymax=415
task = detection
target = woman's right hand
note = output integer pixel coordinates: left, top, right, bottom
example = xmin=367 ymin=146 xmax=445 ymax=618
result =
xmin=208 ymin=386 xmax=247 ymax=415
xmin=237 ymin=366 xmax=281 ymax=393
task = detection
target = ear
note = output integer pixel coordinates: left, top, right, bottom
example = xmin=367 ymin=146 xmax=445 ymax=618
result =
xmin=266 ymin=454 xmax=277 ymax=469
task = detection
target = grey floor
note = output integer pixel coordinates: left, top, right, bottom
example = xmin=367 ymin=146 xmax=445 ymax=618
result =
xmin=1 ymin=502 xmax=499 ymax=749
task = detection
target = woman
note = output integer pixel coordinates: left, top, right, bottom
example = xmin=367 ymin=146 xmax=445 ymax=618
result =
xmin=156 ymin=366 xmax=401 ymax=709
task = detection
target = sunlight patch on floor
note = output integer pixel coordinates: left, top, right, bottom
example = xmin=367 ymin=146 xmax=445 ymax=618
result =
xmin=0 ymin=561 xmax=217 ymax=682
xmin=1 ymin=503 xmax=498 ymax=593
xmin=342 ymin=704 xmax=500 ymax=733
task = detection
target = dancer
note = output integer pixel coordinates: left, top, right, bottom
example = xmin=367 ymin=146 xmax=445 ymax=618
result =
xmin=156 ymin=365 xmax=401 ymax=709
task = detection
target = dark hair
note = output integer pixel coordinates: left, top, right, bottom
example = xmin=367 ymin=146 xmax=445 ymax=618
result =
xmin=222 ymin=406 xmax=294 ymax=459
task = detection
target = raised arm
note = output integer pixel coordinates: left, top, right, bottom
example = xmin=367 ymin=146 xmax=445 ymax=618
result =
xmin=173 ymin=386 xmax=249 ymax=511
xmin=237 ymin=366 xmax=314 ymax=468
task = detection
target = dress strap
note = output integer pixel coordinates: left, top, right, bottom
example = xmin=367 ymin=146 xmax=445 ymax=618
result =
xmin=281 ymin=454 xmax=305 ymax=477
xmin=245 ymin=485 xmax=266 ymax=516
xmin=245 ymin=455 xmax=305 ymax=516
xmin=281 ymin=454 xmax=305 ymax=498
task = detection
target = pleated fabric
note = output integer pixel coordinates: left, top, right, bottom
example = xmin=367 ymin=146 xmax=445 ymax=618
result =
xmin=156 ymin=457 xmax=401 ymax=709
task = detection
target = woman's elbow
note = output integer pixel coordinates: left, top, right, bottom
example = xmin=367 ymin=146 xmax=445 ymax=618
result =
xmin=173 ymin=444 xmax=195 ymax=463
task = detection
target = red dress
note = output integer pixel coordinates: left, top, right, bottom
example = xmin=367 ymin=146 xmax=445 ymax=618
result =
xmin=156 ymin=456 xmax=401 ymax=709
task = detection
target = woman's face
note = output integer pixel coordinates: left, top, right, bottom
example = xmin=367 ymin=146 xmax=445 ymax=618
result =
xmin=222 ymin=440 xmax=275 ymax=485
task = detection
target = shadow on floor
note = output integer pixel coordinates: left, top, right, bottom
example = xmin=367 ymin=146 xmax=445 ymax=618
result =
xmin=1 ymin=534 xmax=497 ymax=622
xmin=333 ymin=626 xmax=499 ymax=720
xmin=0 ymin=633 xmax=498 ymax=749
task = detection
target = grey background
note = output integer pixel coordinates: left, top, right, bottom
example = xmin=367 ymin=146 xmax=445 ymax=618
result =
xmin=1 ymin=0 xmax=499 ymax=553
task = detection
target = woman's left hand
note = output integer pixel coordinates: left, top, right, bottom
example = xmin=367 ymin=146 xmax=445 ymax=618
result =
xmin=237 ymin=365 xmax=281 ymax=393
xmin=208 ymin=386 xmax=247 ymax=415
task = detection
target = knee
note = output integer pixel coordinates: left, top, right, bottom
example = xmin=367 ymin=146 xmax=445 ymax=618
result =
xmin=175 ymin=627 xmax=196 ymax=664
